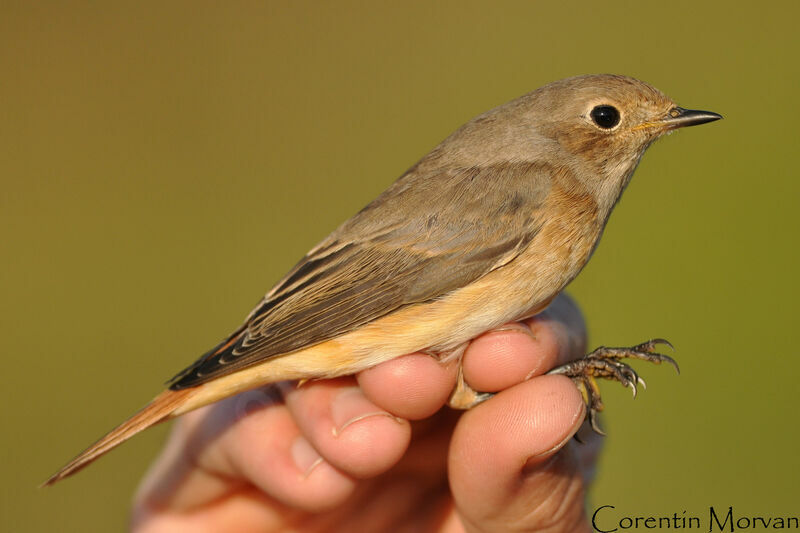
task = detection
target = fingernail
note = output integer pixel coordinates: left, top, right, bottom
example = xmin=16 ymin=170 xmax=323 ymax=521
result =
xmin=492 ymin=322 xmax=537 ymax=340
xmin=525 ymin=431 xmax=575 ymax=466
xmin=331 ymin=388 xmax=402 ymax=437
xmin=291 ymin=436 xmax=323 ymax=478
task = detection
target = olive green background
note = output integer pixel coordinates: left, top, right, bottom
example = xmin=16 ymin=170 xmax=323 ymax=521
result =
xmin=2 ymin=2 xmax=797 ymax=531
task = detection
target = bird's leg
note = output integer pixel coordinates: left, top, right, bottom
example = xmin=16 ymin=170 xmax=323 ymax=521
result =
xmin=547 ymin=338 xmax=679 ymax=434
xmin=431 ymin=344 xmax=496 ymax=410
xmin=448 ymin=362 xmax=495 ymax=409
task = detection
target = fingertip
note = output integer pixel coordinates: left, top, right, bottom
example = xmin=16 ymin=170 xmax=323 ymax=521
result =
xmin=289 ymin=435 xmax=324 ymax=477
xmin=458 ymin=375 xmax=584 ymax=463
xmin=462 ymin=322 xmax=561 ymax=392
xmin=519 ymin=375 xmax=585 ymax=465
xmin=229 ymin=400 xmax=357 ymax=512
xmin=357 ymin=353 xmax=457 ymax=420
xmin=449 ymin=375 xmax=586 ymax=516
xmin=282 ymin=379 xmax=412 ymax=479
xmin=326 ymin=387 xmax=411 ymax=477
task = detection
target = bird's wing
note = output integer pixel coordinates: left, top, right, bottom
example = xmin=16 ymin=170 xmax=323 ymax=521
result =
xmin=169 ymin=161 xmax=551 ymax=389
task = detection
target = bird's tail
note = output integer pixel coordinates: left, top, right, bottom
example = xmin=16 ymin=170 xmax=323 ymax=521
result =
xmin=41 ymin=388 xmax=195 ymax=487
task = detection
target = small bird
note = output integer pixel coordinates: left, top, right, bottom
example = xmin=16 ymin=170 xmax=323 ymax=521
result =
xmin=44 ymin=74 xmax=721 ymax=486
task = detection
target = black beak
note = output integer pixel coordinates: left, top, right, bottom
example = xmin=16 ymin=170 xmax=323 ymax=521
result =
xmin=661 ymin=107 xmax=723 ymax=129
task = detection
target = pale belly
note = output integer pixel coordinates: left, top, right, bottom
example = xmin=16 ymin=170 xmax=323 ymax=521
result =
xmin=175 ymin=217 xmax=601 ymax=415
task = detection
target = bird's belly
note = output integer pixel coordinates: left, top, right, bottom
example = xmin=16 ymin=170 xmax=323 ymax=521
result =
xmin=177 ymin=218 xmax=601 ymax=414
xmin=337 ymin=217 xmax=601 ymax=365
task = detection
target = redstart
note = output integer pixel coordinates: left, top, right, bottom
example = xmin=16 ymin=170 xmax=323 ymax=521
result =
xmin=44 ymin=74 xmax=721 ymax=486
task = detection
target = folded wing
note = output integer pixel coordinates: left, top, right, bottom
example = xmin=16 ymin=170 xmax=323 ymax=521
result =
xmin=169 ymin=161 xmax=551 ymax=389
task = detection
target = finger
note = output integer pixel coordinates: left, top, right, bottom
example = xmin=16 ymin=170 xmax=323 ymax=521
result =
xmin=358 ymin=293 xmax=584 ymax=415
xmin=357 ymin=352 xmax=458 ymax=420
xmin=135 ymin=387 xmax=357 ymax=515
xmin=280 ymin=377 xmax=412 ymax=479
xmin=461 ymin=322 xmax=547 ymax=393
xmin=462 ymin=293 xmax=586 ymax=393
xmin=449 ymin=375 xmax=590 ymax=532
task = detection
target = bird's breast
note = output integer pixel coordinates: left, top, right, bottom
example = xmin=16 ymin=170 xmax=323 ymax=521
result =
xmin=327 ymin=181 xmax=602 ymax=364
xmin=177 ymin=183 xmax=604 ymax=407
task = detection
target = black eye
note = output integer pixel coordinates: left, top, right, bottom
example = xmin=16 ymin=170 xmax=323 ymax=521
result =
xmin=590 ymin=105 xmax=621 ymax=129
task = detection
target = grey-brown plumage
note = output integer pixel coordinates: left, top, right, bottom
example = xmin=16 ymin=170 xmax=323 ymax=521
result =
xmin=169 ymin=74 xmax=715 ymax=390
xmin=44 ymin=74 xmax=721 ymax=486
xmin=170 ymin=161 xmax=550 ymax=388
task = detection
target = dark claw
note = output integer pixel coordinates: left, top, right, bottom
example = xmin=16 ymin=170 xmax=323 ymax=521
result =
xmin=639 ymin=350 xmax=680 ymax=374
xmin=657 ymin=338 xmax=675 ymax=351
xmin=636 ymin=338 xmax=675 ymax=352
xmin=588 ymin=408 xmax=605 ymax=435
xmin=662 ymin=354 xmax=680 ymax=374
xmin=616 ymin=363 xmax=639 ymax=398
xmin=548 ymin=337 xmax=679 ymax=436
xmin=621 ymin=364 xmax=639 ymax=385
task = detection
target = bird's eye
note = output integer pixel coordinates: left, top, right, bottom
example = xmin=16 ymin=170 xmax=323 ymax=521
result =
xmin=590 ymin=105 xmax=621 ymax=129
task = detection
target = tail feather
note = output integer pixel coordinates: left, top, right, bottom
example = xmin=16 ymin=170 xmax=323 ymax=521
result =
xmin=42 ymin=388 xmax=194 ymax=487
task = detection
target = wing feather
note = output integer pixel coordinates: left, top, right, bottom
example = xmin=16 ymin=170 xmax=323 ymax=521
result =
xmin=169 ymin=161 xmax=552 ymax=389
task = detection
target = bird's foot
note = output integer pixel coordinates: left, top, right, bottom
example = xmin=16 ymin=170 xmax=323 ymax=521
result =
xmin=447 ymin=362 xmax=495 ymax=409
xmin=547 ymin=338 xmax=679 ymax=435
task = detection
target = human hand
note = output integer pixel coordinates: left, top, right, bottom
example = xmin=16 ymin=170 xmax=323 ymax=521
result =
xmin=131 ymin=293 xmax=599 ymax=532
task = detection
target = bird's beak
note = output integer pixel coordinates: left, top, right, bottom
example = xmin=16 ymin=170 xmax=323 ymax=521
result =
xmin=661 ymin=107 xmax=723 ymax=128
xmin=636 ymin=107 xmax=723 ymax=132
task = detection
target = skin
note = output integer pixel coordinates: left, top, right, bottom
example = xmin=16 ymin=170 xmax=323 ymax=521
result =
xmin=132 ymin=294 xmax=600 ymax=532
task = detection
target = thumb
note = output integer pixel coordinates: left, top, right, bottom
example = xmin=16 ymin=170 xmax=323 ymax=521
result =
xmin=448 ymin=375 xmax=592 ymax=533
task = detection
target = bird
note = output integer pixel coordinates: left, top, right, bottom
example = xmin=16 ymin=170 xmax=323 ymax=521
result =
xmin=43 ymin=74 xmax=721 ymax=486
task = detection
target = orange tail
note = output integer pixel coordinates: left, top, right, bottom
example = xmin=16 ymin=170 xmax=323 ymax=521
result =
xmin=42 ymin=388 xmax=195 ymax=487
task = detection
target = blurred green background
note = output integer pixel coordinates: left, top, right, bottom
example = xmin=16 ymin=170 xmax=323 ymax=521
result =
xmin=2 ymin=1 xmax=797 ymax=531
